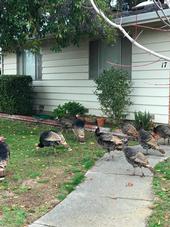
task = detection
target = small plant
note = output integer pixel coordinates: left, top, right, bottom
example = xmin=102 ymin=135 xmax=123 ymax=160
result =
xmin=53 ymin=101 xmax=88 ymax=119
xmin=134 ymin=111 xmax=153 ymax=131
xmin=94 ymin=67 xmax=132 ymax=124
xmin=53 ymin=104 xmax=67 ymax=119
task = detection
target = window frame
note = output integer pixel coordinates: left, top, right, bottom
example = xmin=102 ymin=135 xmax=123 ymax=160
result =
xmin=17 ymin=50 xmax=42 ymax=80
xmin=0 ymin=53 xmax=4 ymax=75
xmin=89 ymin=37 xmax=132 ymax=80
xmin=89 ymin=40 xmax=101 ymax=80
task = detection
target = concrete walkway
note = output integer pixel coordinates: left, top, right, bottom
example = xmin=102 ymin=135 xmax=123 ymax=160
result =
xmin=29 ymin=145 xmax=170 ymax=227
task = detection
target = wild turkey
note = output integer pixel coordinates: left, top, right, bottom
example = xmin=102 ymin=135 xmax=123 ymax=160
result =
xmin=121 ymin=123 xmax=139 ymax=140
xmin=153 ymin=124 xmax=170 ymax=144
xmin=36 ymin=131 xmax=72 ymax=151
xmin=0 ymin=137 xmax=10 ymax=181
xmin=95 ymin=127 xmax=124 ymax=160
xmin=72 ymin=115 xmax=85 ymax=143
xmin=59 ymin=115 xmax=85 ymax=143
xmin=58 ymin=118 xmax=73 ymax=129
xmin=123 ymin=146 xmax=155 ymax=177
xmin=139 ymin=128 xmax=165 ymax=155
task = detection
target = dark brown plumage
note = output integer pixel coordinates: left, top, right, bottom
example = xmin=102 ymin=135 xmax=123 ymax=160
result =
xmin=95 ymin=127 xmax=123 ymax=160
xmin=59 ymin=115 xmax=86 ymax=143
xmin=123 ymin=146 xmax=155 ymax=177
xmin=139 ymin=128 xmax=165 ymax=155
xmin=0 ymin=138 xmax=10 ymax=181
xmin=121 ymin=123 xmax=139 ymax=140
xmin=153 ymin=124 xmax=170 ymax=144
xmin=37 ymin=130 xmax=72 ymax=151
xmin=59 ymin=118 xmax=73 ymax=129
xmin=72 ymin=115 xmax=85 ymax=143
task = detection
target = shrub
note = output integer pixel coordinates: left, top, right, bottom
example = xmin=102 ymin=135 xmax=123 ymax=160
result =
xmin=53 ymin=101 xmax=88 ymax=119
xmin=134 ymin=111 xmax=153 ymax=131
xmin=0 ymin=75 xmax=33 ymax=115
xmin=94 ymin=67 xmax=132 ymax=124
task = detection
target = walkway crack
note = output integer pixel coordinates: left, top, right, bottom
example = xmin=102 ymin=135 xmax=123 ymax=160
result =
xmin=104 ymin=172 xmax=153 ymax=177
xmin=89 ymin=171 xmax=152 ymax=177
xmin=103 ymin=196 xmax=153 ymax=202
xmin=34 ymin=223 xmax=57 ymax=227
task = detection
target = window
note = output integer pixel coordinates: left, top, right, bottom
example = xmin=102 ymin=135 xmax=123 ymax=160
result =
xmin=121 ymin=37 xmax=132 ymax=78
xmin=17 ymin=50 xmax=42 ymax=80
xmin=0 ymin=53 xmax=3 ymax=75
xmin=89 ymin=37 xmax=132 ymax=79
xmin=89 ymin=40 xmax=101 ymax=80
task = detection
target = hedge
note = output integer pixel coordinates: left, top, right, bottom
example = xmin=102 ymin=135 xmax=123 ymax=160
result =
xmin=0 ymin=75 xmax=33 ymax=115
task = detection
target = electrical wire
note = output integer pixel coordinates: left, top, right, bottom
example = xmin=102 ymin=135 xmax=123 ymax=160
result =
xmin=107 ymin=59 xmax=162 ymax=68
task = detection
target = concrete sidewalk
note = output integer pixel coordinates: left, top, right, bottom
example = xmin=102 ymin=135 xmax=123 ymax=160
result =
xmin=29 ymin=146 xmax=170 ymax=227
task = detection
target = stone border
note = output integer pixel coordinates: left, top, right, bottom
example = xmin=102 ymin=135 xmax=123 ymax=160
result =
xmin=0 ymin=113 xmax=97 ymax=131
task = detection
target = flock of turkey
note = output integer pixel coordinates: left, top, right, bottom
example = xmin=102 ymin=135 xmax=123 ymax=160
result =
xmin=0 ymin=117 xmax=170 ymax=180
xmin=33 ymin=120 xmax=170 ymax=178
xmin=95 ymin=123 xmax=167 ymax=176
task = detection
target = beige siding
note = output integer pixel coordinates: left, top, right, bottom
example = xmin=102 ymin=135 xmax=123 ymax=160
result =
xmin=34 ymin=34 xmax=170 ymax=122
xmin=33 ymin=40 xmax=102 ymax=115
xmin=128 ymin=30 xmax=170 ymax=123
xmin=3 ymin=33 xmax=170 ymax=123
xmin=3 ymin=53 xmax=17 ymax=74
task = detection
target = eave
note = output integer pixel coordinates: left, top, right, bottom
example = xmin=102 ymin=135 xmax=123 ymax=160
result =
xmin=115 ymin=8 xmax=170 ymax=27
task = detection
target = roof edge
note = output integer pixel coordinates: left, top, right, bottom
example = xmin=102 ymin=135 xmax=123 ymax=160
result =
xmin=115 ymin=8 xmax=170 ymax=26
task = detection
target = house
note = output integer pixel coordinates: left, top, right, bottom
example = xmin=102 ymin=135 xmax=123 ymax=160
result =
xmin=1 ymin=6 xmax=170 ymax=124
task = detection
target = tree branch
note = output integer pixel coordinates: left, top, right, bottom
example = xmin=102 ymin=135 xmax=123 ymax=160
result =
xmin=89 ymin=0 xmax=170 ymax=61
xmin=153 ymin=0 xmax=170 ymax=27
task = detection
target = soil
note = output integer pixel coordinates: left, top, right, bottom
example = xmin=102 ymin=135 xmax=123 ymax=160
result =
xmin=0 ymin=167 xmax=70 ymax=225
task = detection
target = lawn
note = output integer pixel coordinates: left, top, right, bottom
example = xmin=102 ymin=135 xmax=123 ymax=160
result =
xmin=0 ymin=118 xmax=104 ymax=227
xmin=148 ymin=158 xmax=170 ymax=227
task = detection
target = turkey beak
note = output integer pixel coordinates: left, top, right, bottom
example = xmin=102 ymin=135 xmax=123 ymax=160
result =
xmin=62 ymin=142 xmax=72 ymax=151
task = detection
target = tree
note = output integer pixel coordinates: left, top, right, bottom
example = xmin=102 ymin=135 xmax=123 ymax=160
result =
xmin=0 ymin=0 xmax=116 ymax=52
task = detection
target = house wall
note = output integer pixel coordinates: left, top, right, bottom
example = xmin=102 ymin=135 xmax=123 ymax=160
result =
xmin=2 ymin=31 xmax=170 ymax=123
xmin=33 ymin=40 xmax=102 ymax=115
xmin=129 ymin=30 xmax=170 ymax=123
xmin=3 ymin=53 xmax=17 ymax=74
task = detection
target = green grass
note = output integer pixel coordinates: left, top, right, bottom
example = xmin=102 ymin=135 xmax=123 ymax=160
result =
xmin=148 ymin=158 xmax=170 ymax=227
xmin=0 ymin=118 xmax=104 ymax=226
xmin=0 ymin=206 xmax=27 ymax=227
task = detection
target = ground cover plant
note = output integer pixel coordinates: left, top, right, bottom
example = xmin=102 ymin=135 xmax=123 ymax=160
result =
xmin=0 ymin=119 xmax=104 ymax=227
xmin=148 ymin=158 xmax=170 ymax=227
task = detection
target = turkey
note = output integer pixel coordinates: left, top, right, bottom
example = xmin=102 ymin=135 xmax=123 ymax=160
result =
xmin=153 ymin=124 xmax=170 ymax=144
xmin=95 ymin=127 xmax=124 ymax=160
xmin=59 ymin=115 xmax=86 ymax=143
xmin=0 ymin=136 xmax=10 ymax=181
xmin=123 ymin=146 xmax=155 ymax=177
xmin=36 ymin=131 xmax=72 ymax=151
xmin=121 ymin=123 xmax=139 ymax=140
xmin=139 ymin=128 xmax=165 ymax=155
xmin=72 ymin=115 xmax=85 ymax=143
xmin=59 ymin=118 xmax=73 ymax=129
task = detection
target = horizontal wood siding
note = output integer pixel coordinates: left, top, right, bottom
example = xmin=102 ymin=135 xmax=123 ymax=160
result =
xmin=3 ymin=34 xmax=170 ymax=123
xmin=3 ymin=53 xmax=17 ymax=74
xmin=129 ymin=30 xmax=170 ymax=123
xmin=33 ymin=40 xmax=103 ymax=115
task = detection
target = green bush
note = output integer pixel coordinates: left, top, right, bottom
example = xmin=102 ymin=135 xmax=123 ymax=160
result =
xmin=0 ymin=75 xmax=33 ymax=115
xmin=53 ymin=101 xmax=88 ymax=119
xmin=134 ymin=111 xmax=153 ymax=131
xmin=94 ymin=67 xmax=132 ymax=124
